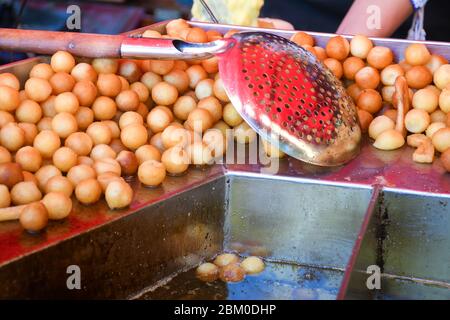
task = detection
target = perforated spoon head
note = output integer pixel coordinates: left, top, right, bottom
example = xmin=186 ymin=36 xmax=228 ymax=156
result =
xmin=219 ymin=32 xmax=361 ymax=166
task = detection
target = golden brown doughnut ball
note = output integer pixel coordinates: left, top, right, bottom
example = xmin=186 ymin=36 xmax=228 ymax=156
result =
xmin=15 ymin=146 xmax=42 ymax=173
xmin=355 ymin=66 xmax=380 ymax=89
xmin=350 ymin=34 xmax=373 ymax=59
xmin=96 ymin=73 xmax=122 ymax=97
xmin=173 ymin=96 xmax=197 ymax=121
xmin=19 ymin=122 xmax=37 ymax=145
xmin=42 ymin=191 xmax=72 ymax=220
xmin=412 ymin=88 xmax=439 ymax=113
xmin=185 ymin=108 xmax=213 ymax=133
xmin=92 ymin=58 xmax=119 ymax=74
xmin=357 ymin=108 xmax=373 ymax=132
xmin=119 ymin=60 xmax=142 ymax=83
xmin=105 ymin=180 xmax=133 ymax=210
xmin=0 ymin=110 xmax=14 ymax=127
xmin=241 ymin=256 xmax=265 ymax=274
xmin=142 ymin=29 xmax=161 ymax=38
xmin=33 ymin=129 xmax=60 ymax=158
xmin=119 ymin=111 xmax=143 ymax=129
xmin=0 ymin=73 xmax=20 ymax=90
xmin=116 ymin=150 xmax=138 ymax=176
xmin=202 ymin=56 xmax=219 ymax=74
xmin=67 ymin=164 xmax=96 ymax=186
xmin=197 ymin=96 xmax=222 ymax=122
xmin=223 ymin=103 xmax=243 ymax=127
xmin=72 ymin=80 xmax=97 ymax=107
xmin=213 ymin=78 xmax=230 ymax=102
xmin=367 ymin=46 xmax=394 ymax=70
xmin=22 ymin=170 xmax=39 ymax=184
xmin=49 ymin=72 xmax=75 ymax=94
xmin=433 ymin=64 xmax=450 ymax=90
xmin=50 ymin=51 xmax=75 ymax=73
xmin=161 ymin=125 xmax=191 ymax=149
xmin=149 ymin=60 xmax=174 ymax=76
xmin=186 ymin=65 xmax=208 ymax=89
xmin=141 ymin=71 xmax=162 ymax=91
xmin=213 ymin=120 xmax=231 ymax=137
xmin=20 ymin=202 xmax=48 ymax=233
xmin=25 ymin=78 xmax=52 ymax=102
xmin=29 ymin=63 xmax=54 ymax=80
xmin=185 ymin=27 xmax=208 ymax=43
xmin=0 ymin=123 xmax=25 ymax=152
xmin=93 ymin=158 xmax=121 ymax=176
xmin=405 ymin=43 xmax=431 ymax=66
xmin=206 ymin=29 xmax=222 ymax=42
xmin=0 ymin=184 xmax=11 ymax=208
xmin=381 ymin=64 xmax=405 ymax=86
xmin=426 ymin=54 xmax=448 ymax=74
xmin=86 ymin=122 xmax=112 ymax=145
xmin=135 ymin=144 xmax=161 ymax=164
xmin=406 ymin=66 xmax=433 ymax=89
xmin=342 ymin=57 xmax=365 ymax=80
xmin=54 ymin=92 xmax=79 ymax=115
xmin=35 ymin=165 xmax=61 ymax=191
xmin=441 ymin=149 xmax=450 ymax=172
xmin=152 ymin=82 xmax=179 ymax=106
xmin=196 ymin=262 xmax=219 ymax=282
xmin=186 ymin=142 xmax=213 ymax=165
xmin=430 ymin=109 xmax=447 ymax=123
xmin=52 ymin=147 xmax=78 ymax=172
xmin=51 ymin=112 xmax=78 ymax=138
xmin=0 ymin=85 xmax=20 ymax=112
xmin=347 ymin=83 xmax=363 ymax=102
xmin=219 ymin=263 xmax=245 ymax=283
xmin=116 ymin=89 xmax=140 ymax=112
xmin=92 ymin=96 xmax=117 ymax=120
xmin=405 ymin=109 xmax=430 ymax=133
xmin=15 ymin=99 xmax=42 ymax=124
xmin=147 ymin=106 xmax=173 ymax=133
xmin=432 ymin=128 xmax=450 ymax=152
xmin=138 ymin=159 xmax=166 ymax=187
xmin=163 ymin=69 xmax=190 ymax=93
xmin=90 ymin=144 xmax=117 ymax=161
xmin=0 ymin=145 xmax=11 ymax=164
xmin=166 ymin=18 xmax=190 ymax=37
xmin=75 ymin=106 xmax=94 ymax=130
xmin=109 ymin=138 xmax=128 ymax=154
xmin=0 ymin=162 xmax=24 ymax=188
xmin=40 ymin=95 xmax=56 ymax=117
xmin=130 ymin=81 xmax=150 ymax=103
xmin=439 ymin=88 xmax=450 ymax=113
xmin=381 ymin=86 xmax=395 ymax=103
xmin=120 ymin=124 xmax=148 ymax=150
xmin=290 ymin=31 xmax=315 ymax=47
xmin=357 ymin=89 xmax=383 ymax=114
xmin=234 ymin=122 xmax=257 ymax=144
xmin=325 ymin=35 xmax=350 ymax=60
xmin=195 ymin=79 xmax=214 ymax=100
xmin=71 ymin=62 xmax=97 ymax=82
xmin=161 ymin=146 xmax=189 ymax=175
xmin=65 ymin=132 xmax=93 ymax=156
xmin=75 ymin=178 xmax=102 ymax=205
xmin=323 ymin=58 xmax=343 ymax=79
xmin=150 ymin=132 xmax=165 ymax=153
xmin=11 ymin=181 xmax=42 ymax=205
xmin=45 ymin=176 xmax=73 ymax=198
xmin=78 ymin=156 xmax=94 ymax=166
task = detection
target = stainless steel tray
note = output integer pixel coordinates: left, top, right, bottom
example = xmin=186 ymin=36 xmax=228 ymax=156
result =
xmin=0 ymin=21 xmax=449 ymax=300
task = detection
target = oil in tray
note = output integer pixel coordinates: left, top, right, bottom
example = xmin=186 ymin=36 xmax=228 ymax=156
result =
xmin=137 ymin=260 xmax=343 ymax=300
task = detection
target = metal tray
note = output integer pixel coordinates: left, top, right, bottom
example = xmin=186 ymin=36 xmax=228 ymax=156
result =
xmin=0 ymin=21 xmax=449 ymax=300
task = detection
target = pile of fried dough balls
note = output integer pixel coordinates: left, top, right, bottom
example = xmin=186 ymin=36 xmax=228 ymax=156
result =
xmin=196 ymin=253 xmax=265 ymax=283
xmin=0 ymin=20 xmax=283 ymax=233
xmin=291 ymin=31 xmax=450 ymax=170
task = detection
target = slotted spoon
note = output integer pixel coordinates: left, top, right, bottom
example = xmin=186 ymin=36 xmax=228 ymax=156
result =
xmin=0 ymin=27 xmax=361 ymax=166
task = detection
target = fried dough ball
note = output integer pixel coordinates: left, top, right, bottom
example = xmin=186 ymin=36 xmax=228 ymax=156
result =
xmin=49 ymin=72 xmax=75 ymax=94
xmin=42 ymin=191 xmax=72 ymax=220
xmin=355 ymin=66 xmax=380 ymax=89
xmin=439 ymin=89 xmax=450 ymax=113
xmin=18 ymin=121 xmax=38 ymax=144
xmin=142 ymin=30 xmax=162 ymax=38
xmin=186 ymin=65 xmax=208 ymax=89
xmin=203 ymin=129 xmax=226 ymax=157
xmin=35 ymin=165 xmax=61 ymax=191
xmin=119 ymin=111 xmax=143 ymax=129
xmin=90 ymin=144 xmax=116 ymax=161
xmin=325 ymin=36 xmax=349 ymax=60
xmin=40 ymin=95 xmax=56 ymax=117
xmin=0 ymin=73 xmax=20 ymax=90
xmin=185 ymin=108 xmax=213 ymax=133
xmin=97 ymin=73 xmax=122 ymax=97
xmin=206 ymin=30 xmax=222 ymax=42
xmin=373 ymin=129 xmax=405 ymax=150
xmin=405 ymin=109 xmax=431 ymax=133
xmin=161 ymin=146 xmax=190 ymax=175
xmin=147 ymin=106 xmax=173 ymax=133
xmin=135 ymin=144 xmax=161 ymax=164
xmin=115 ymin=89 xmax=140 ymax=112
xmin=195 ymin=79 xmax=215 ymax=100
xmin=186 ymin=142 xmax=213 ymax=165
xmin=412 ymin=88 xmax=439 ymax=113
xmin=223 ymin=103 xmax=243 ymax=127
xmin=141 ymin=71 xmax=162 ymax=91
xmin=213 ymin=77 xmax=230 ymax=102
xmin=323 ymin=58 xmax=343 ymax=79
xmin=54 ymin=92 xmax=79 ymax=114
xmin=357 ymin=109 xmax=373 ymax=132
xmin=11 ymin=181 xmax=42 ymax=205
xmin=426 ymin=122 xmax=446 ymax=138
xmin=202 ymin=56 xmax=219 ymax=74
xmin=433 ymin=64 xmax=450 ymax=90
xmin=104 ymin=180 xmax=133 ymax=209
xmin=383 ymin=109 xmax=398 ymax=123
xmin=0 ymin=184 xmax=11 ymax=208
xmin=52 ymin=147 xmax=78 ymax=172
xmin=0 ymin=123 xmax=25 ymax=152
xmin=0 ymin=85 xmax=20 ymax=112
xmin=120 ymin=124 xmax=148 ymax=150
xmin=0 ymin=145 xmax=11 ymax=164
xmin=350 ymin=34 xmax=373 ymax=59
xmin=173 ymin=96 xmax=197 ymax=120
xmin=343 ymin=57 xmax=365 ymax=80
xmin=405 ymin=43 xmax=431 ymax=66
xmin=241 ymin=256 xmax=265 ymax=274
xmin=357 ymin=89 xmax=382 ymax=114
xmin=29 ymin=63 xmax=54 ymax=80
xmin=406 ymin=66 xmax=433 ymax=89
xmin=65 ymin=132 xmax=93 ymax=156
xmin=75 ymin=178 xmax=102 ymax=205
xmin=129 ymin=82 xmax=150 ymax=103
xmin=93 ymin=158 xmax=121 ymax=176
xmin=52 ymin=112 xmax=78 ymax=138
xmin=71 ymin=62 xmax=97 ymax=82
xmin=234 ymin=122 xmax=257 ymax=144
xmin=149 ymin=60 xmax=174 ymax=76
xmin=290 ymin=31 xmax=314 ymax=46
xmin=14 ymin=99 xmax=42 ymax=124
xmin=92 ymin=96 xmax=117 ymax=120
xmin=381 ymin=64 xmax=405 ymax=86
xmin=430 ymin=109 xmax=447 ymax=123
xmin=214 ymin=253 xmax=239 ymax=267
xmin=219 ymin=263 xmax=245 ymax=283
xmin=45 ymin=176 xmax=73 ymax=198
xmin=15 ymin=146 xmax=42 ymax=172
xmin=166 ymin=18 xmax=190 ymax=37
xmin=116 ymin=150 xmax=138 ymax=176
xmin=75 ymin=107 xmax=95 ymax=131
xmin=381 ymin=86 xmax=395 ymax=102
xmin=197 ymin=96 xmax=222 ymax=122
xmin=0 ymin=162 xmax=23 ymax=188
xmin=138 ymin=159 xmax=166 ymax=187
xmin=119 ymin=60 xmax=142 ymax=83
xmin=87 ymin=122 xmax=112 ymax=145
xmin=0 ymin=110 xmax=15 ymax=127
xmin=20 ymin=202 xmax=48 ymax=233
xmin=367 ymin=46 xmax=394 ymax=70
xmin=25 ymin=77 xmax=52 ymax=102
xmin=67 ymin=164 xmax=96 ymax=186
xmin=196 ymin=262 xmax=220 ymax=282
xmin=431 ymin=128 xmax=450 ymax=152
xmin=151 ymin=82 xmax=178 ymax=106
xmin=73 ymin=80 xmax=97 ymax=107
xmin=50 ymin=51 xmax=75 ymax=73
xmin=33 ymin=129 xmax=60 ymax=158
xmin=163 ymin=69 xmax=190 ymax=94
xmin=92 ymin=58 xmax=119 ymax=74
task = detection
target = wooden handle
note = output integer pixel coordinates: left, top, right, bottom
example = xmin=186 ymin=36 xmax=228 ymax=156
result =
xmin=0 ymin=28 xmax=124 ymax=58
